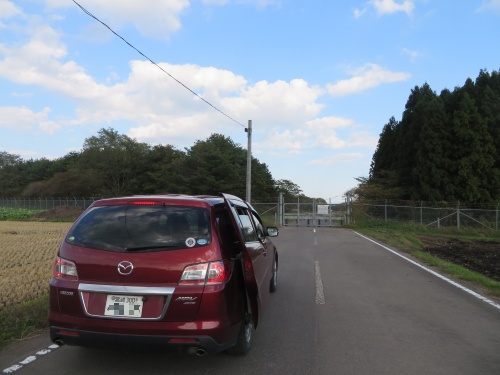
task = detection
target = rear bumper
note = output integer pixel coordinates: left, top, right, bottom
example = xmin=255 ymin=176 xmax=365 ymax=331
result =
xmin=50 ymin=326 xmax=237 ymax=354
xmin=49 ymin=300 xmax=241 ymax=354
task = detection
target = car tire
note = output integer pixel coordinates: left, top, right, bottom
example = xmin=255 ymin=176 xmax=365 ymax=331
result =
xmin=270 ymin=256 xmax=278 ymax=293
xmin=226 ymin=315 xmax=253 ymax=355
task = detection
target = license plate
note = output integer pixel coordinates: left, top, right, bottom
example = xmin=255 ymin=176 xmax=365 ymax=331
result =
xmin=105 ymin=295 xmax=143 ymax=317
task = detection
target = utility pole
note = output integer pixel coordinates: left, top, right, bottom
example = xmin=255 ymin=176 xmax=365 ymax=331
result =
xmin=245 ymin=120 xmax=252 ymax=203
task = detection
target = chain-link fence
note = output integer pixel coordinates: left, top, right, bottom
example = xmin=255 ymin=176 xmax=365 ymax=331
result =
xmin=352 ymin=200 xmax=500 ymax=231
xmin=251 ymin=202 xmax=279 ymax=226
xmin=0 ymin=197 xmax=98 ymax=211
xmin=1 ymin=196 xmax=499 ymax=231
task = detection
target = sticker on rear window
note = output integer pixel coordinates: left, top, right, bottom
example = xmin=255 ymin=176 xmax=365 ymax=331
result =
xmin=197 ymin=239 xmax=208 ymax=245
xmin=185 ymin=237 xmax=196 ymax=247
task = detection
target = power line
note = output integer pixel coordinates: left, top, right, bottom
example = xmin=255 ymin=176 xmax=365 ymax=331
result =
xmin=71 ymin=0 xmax=246 ymax=128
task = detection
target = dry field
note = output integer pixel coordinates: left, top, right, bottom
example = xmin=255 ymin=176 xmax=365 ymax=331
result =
xmin=0 ymin=221 xmax=72 ymax=310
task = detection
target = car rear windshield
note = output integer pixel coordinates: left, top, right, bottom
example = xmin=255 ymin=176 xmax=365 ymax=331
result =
xmin=65 ymin=204 xmax=212 ymax=252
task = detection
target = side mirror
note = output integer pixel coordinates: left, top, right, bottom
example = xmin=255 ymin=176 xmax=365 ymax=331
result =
xmin=266 ymin=227 xmax=279 ymax=237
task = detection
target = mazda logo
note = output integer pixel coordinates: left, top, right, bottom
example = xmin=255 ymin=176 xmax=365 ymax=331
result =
xmin=117 ymin=261 xmax=134 ymax=276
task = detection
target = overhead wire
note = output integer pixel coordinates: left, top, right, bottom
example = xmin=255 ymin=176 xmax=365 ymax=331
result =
xmin=71 ymin=0 xmax=246 ymax=129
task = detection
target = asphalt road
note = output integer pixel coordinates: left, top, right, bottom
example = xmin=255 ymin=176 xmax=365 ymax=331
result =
xmin=2 ymin=227 xmax=500 ymax=374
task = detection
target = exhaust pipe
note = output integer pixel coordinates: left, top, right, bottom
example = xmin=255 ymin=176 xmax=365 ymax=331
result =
xmin=188 ymin=347 xmax=208 ymax=356
xmin=195 ymin=348 xmax=207 ymax=357
xmin=54 ymin=339 xmax=65 ymax=346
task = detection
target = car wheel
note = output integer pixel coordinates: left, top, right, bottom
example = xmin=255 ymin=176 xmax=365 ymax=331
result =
xmin=226 ymin=315 xmax=253 ymax=355
xmin=270 ymin=256 xmax=278 ymax=292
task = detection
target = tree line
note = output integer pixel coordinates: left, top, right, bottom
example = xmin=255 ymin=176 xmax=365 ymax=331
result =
xmin=0 ymin=129 xmax=319 ymax=203
xmin=357 ymin=69 xmax=500 ymax=204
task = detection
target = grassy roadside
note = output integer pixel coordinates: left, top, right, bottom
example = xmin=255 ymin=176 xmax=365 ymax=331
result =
xmin=350 ymin=220 xmax=500 ymax=298
xmin=0 ymin=207 xmax=42 ymax=221
xmin=0 ymin=295 xmax=49 ymax=349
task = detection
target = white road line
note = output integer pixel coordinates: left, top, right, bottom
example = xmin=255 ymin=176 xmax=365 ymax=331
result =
xmin=354 ymin=231 xmax=500 ymax=311
xmin=315 ymin=261 xmax=325 ymax=305
xmin=2 ymin=344 xmax=60 ymax=374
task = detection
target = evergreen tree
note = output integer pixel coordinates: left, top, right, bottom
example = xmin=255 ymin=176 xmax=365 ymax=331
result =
xmin=475 ymin=70 xmax=500 ymax=198
xmin=370 ymin=116 xmax=398 ymax=179
xmin=364 ymin=69 xmax=500 ymax=203
xmin=411 ymin=87 xmax=449 ymax=201
xmin=395 ymin=84 xmax=435 ymax=198
xmin=449 ymin=92 xmax=495 ymax=202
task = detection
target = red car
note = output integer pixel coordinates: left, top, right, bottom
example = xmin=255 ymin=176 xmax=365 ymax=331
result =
xmin=49 ymin=193 xmax=278 ymax=355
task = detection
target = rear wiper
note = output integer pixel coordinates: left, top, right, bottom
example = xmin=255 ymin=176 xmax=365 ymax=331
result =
xmin=124 ymin=244 xmax=178 ymax=252
xmin=81 ymin=241 xmax=122 ymax=251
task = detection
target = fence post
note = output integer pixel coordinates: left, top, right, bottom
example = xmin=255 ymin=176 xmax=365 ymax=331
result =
xmin=457 ymin=201 xmax=460 ymax=230
xmin=385 ymin=199 xmax=387 ymax=221
xmin=420 ymin=201 xmax=423 ymax=226
xmin=278 ymin=193 xmax=283 ymax=226
xmin=329 ymin=198 xmax=332 ymax=227
xmin=496 ymin=203 xmax=499 ymax=231
xmin=345 ymin=193 xmax=349 ymax=225
xmin=297 ymin=197 xmax=300 ymax=227
xmin=313 ymin=198 xmax=316 ymax=227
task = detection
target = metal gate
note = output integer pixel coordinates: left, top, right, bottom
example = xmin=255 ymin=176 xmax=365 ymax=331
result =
xmin=279 ymin=196 xmax=351 ymax=227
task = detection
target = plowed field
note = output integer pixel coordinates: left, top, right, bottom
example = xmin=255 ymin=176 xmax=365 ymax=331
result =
xmin=419 ymin=236 xmax=500 ymax=282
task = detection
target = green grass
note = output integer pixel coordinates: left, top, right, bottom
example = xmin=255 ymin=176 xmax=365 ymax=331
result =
xmin=0 ymin=207 xmax=43 ymax=221
xmin=409 ymin=249 xmax=500 ymax=294
xmin=0 ymin=295 xmax=49 ymax=349
xmin=351 ymin=219 xmax=500 ymax=297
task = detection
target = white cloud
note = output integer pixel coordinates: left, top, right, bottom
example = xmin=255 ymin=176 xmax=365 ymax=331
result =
xmin=326 ymin=64 xmax=410 ymax=97
xmin=254 ymin=129 xmax=311 ymax=156
xmin=347 ymin=130 xmax=379 ymax=149
xmin=307 ymin=116 xmax=352 ymax=131
xmin=355 ymin=0 xmax=415 ymax=17
xmin=45 ymin=0 xmax=190 ymax=39
xmin=241 ymin=79 xmax=323 ymax=118
xmin=306 ymin=116 xmax=352 ymax=149
xmin=370 ymin=0 xmax=415 ymax=16
xmin=477 ymin=0 xmax=500 ymax=12
xmin=353 ymin=7 xmax=367 ymax=18
xmin=0 ymin=106 xmax=55 ymax=132
xmin=0 ymin=24 xmax=95 ymax=97
xmin=39 ymin=120 xmax=61 ymax=135
xmin=305 ymin=117 xmax=378 ymax=150
xmin=402 ymin=48 xmax=422 ymax=63
xmin=0 ymin=0 xmax=21 ymax=19
xmin=308 ymin=153 xmax=363 ymax=166
xmin=202 ymin=0 xmax=280 ymax=8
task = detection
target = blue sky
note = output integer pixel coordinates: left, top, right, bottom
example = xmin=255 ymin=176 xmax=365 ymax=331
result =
xmin=1 ymin=0 xmax=499 ymax=201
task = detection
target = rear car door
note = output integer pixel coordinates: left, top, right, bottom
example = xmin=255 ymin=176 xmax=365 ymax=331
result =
xmin=222 ymin=194 xmax=266 ymax=328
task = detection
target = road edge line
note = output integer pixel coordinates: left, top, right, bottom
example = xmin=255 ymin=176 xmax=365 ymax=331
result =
xmin=353 ymin=231 xmax=500 ymax=311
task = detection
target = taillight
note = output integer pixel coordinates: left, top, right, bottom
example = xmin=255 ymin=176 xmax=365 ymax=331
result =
xmin=53 ymin=256 xmax=78 ymax=281
xmin=179 ymin=263 xmax=208 ymax=285
xmin=206 ymin=261 xmax=231 ymax=285
xmin=180 ymin=261 xmax=232 ymax=285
